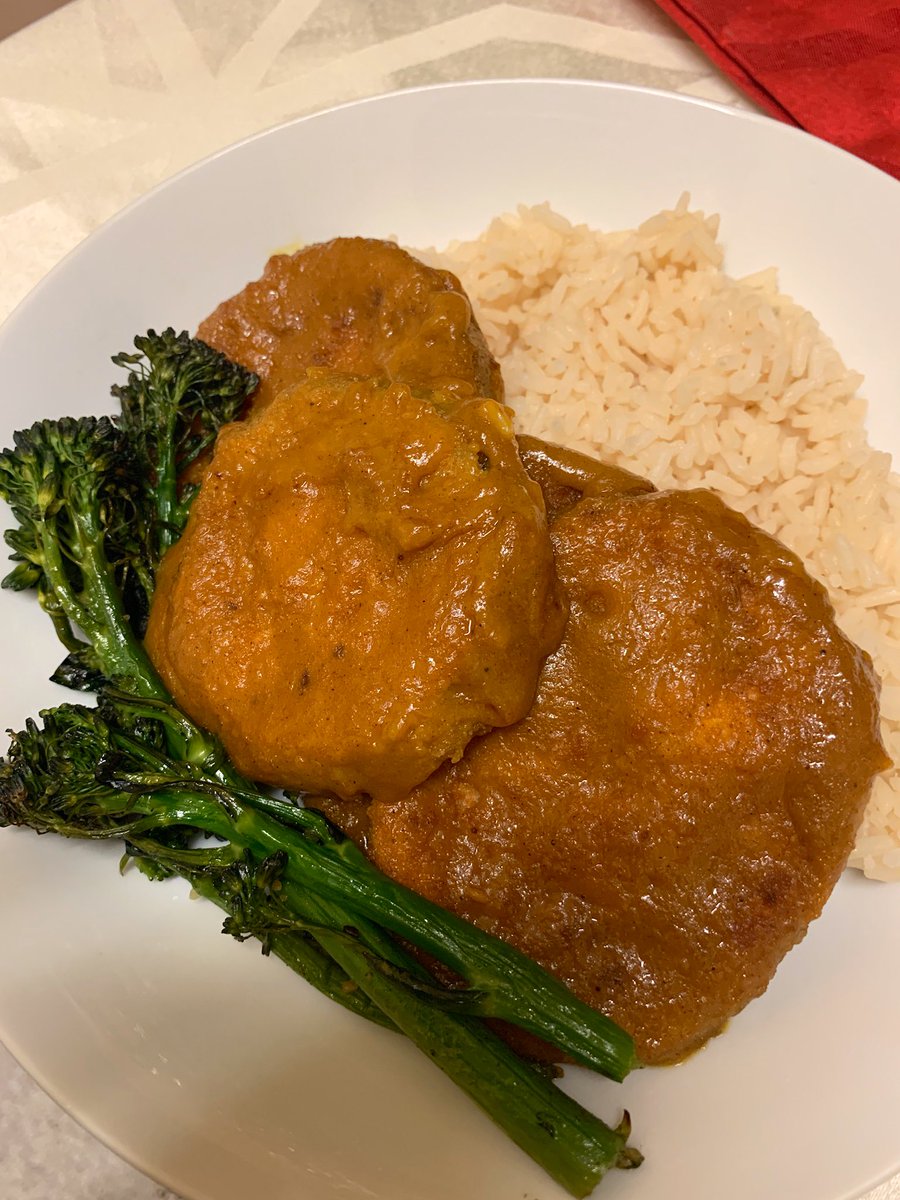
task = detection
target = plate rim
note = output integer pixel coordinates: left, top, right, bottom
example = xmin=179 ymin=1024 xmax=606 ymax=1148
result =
xmin=2 ymin=76 xmax=898 ymax=347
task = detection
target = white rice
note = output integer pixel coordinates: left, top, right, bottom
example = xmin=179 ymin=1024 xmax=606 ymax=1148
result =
xmin=427 ymin=197 xmax=900 ymax=882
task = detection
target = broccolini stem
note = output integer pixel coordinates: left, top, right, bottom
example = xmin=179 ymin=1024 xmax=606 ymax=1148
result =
xmin=38 ymin=503 xmax=162 ymax=698
xmin=182 ymin=857 xmax=635 ymax=1196
xmin=186 ymin=873 xmax=398 ymax=1032
xmin=104 ymin=758 xmax=637 ymax=1082
xmin=37 ymin=586 xmax=85 ymax=654
xmin=238 ymin=794 xmax=639 ymax=1081
xmin=76 ymin=530 xmax=164 ymax=699
xmin=102 ymin=696 xmax=639 ymax=1075
xmin=2 ymin=691 xmax=645 ymax=1195
xmin=154 ymin=392 xmax=179 ymax=553
xmin=194 ymin=847 xmax=637 ymax=1197
xmin=307 ymin=896 xmax=635 ymax=1198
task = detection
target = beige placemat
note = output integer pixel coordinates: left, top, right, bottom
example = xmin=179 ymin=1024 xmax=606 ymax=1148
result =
xmin=0 ymin=0 xmax=756 ymax=324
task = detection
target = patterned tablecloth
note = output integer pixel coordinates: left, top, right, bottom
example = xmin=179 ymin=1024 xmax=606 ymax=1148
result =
xmin=0 ymin=3 xmax=896 ymax=1199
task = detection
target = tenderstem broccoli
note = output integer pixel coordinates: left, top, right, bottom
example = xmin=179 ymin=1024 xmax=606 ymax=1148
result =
xmin=0 ymin=330 xmax=642 ymax=1196
xmin=111 ymin=328 xmax=257 ymax=557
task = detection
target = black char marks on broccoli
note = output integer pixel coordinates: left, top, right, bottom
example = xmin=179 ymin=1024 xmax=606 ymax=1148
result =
xmin=0 ymin=416 xmax=155 ymax=691
xmin=0 ymin=331 xmax=256 ymax=687
xmin=111 ymin=328 xmax=258 ymax=556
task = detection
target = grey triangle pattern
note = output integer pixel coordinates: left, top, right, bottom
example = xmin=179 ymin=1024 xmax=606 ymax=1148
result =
xmin=0 ymin=0 xmax=743 ymax=322
xmin=390 ymin=38 xmax=705 ymax=90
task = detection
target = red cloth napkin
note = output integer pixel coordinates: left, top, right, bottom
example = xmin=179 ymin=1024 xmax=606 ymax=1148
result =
xmin=652 ymin=0 xmax=900 ymax=178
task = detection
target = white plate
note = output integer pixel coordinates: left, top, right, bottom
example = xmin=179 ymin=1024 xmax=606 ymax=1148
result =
xmin=1 ymin=80 xmax=899 ymax=1200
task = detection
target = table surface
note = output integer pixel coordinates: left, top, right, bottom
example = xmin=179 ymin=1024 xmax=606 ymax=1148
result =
xmin=0 ymin=2 xmax=897 ymax=1199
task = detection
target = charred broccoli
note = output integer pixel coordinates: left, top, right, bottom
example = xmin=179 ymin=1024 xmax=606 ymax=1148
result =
xmin=0 ymin=331 xmax=641 ymax=1197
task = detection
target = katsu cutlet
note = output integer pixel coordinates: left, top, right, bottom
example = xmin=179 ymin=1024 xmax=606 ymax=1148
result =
xmin=338 ymin=438 xmax=887 ymax=1063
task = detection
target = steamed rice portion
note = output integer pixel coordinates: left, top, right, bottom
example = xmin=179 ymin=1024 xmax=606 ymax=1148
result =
xmin=428 ymin=198 xmax=900 ymax=882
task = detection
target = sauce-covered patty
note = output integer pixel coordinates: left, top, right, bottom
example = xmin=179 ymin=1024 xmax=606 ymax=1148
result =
xmin=352 ymin=439 xmax=887 ymax=1063
xmin=145 ymin=378 xmax=565 ymax=801
xmin=197 ymin=237 xmax=502 ymax=413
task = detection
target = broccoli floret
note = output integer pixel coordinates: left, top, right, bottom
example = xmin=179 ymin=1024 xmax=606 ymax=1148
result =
xmin=0 ymin=332 xmax=257 ymax=688
xmin=0 ymin=416 xmax=157 ymax=694
xmin=112 ymin=328 xmax=257 ymax=556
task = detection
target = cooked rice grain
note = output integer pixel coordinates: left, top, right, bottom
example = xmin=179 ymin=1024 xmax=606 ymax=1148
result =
xmin=429 ymin=199 xmax=900 ymax=882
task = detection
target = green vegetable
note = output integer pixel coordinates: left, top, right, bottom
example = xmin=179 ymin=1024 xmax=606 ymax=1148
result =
xmin=0 ymin=332 xmax=256 ymax=686
xmin=0 ymin=416 xmax=158 ymax=693
xmin=2 ymin=699 xmax=641 ymax=1193
xmin=0 ymin=330 xmax=642 ymax=1195
xmin=111 ymin=328 xmax=257 ymax=558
